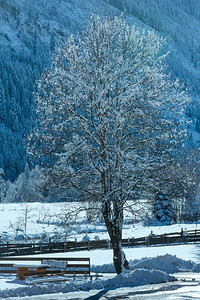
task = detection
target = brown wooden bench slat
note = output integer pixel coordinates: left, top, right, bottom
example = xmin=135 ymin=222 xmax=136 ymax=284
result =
xmin=64 ymin=270 xmax=90 ymax=274
xmin=23 ymin=269 xmax=64 ymax=277
xmin=66 ymin=264 xmax=89 ymax=268
xmin=0 ymin=263 xmax=15 ymax=267
xmin=0 ymin=269 xmax=16 ymax=274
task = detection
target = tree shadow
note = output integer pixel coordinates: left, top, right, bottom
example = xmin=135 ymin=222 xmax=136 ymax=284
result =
xmin=84 ymin=288 xmax=114 ymax=300
xmin=84 ymin=281 xmax=195 ymax=300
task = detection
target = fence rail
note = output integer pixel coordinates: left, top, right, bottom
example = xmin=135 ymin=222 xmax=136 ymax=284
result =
xmin=0 ymin=229 xmax=200 ymax=256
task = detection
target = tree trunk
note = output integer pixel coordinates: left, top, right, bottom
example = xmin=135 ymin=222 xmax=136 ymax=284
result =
xmin=103 ymin=201 xmax=124 ymax=274
xmin=112 ymin=239 xmax=123 ymax=274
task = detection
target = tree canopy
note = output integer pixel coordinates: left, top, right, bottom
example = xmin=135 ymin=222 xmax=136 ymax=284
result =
xmin=28 ymin=15 xmax=189 ymax=273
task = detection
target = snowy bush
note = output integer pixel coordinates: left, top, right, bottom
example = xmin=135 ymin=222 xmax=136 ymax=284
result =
xmin=4 ymin=165 xmax=45 ymax=203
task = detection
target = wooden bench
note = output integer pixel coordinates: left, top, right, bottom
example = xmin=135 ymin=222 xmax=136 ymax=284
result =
xmin=14 ymin=264 xmax=51 ymax=280
xmin=0 ymin=257 xmax=90 ymax=279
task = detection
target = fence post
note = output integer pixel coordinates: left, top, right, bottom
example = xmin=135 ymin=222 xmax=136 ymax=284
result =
xmin=107 ymin=240 xmax=110 ymax=249
xmin=181 ymin=228 xmax=183 ymax=237
xmin=7 ymin=242 xmax=9 ymax=255
xmin=64 ymin=243 xmax=66 ymax=252
xmin=88 ymin=240 xmax=90 ymax=251
xmin=164 ymin=234 xmax=167 ymax=245
xmin=128 ymin=238 xmax=130 ymax=248
xmin=40 ymin=244 xmax=42 ymax=254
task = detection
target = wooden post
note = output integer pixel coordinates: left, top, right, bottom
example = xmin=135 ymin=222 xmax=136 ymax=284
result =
xmin=64 ymin=243 xmax=66 ymax=252
xmin=107 ymin=240 xmax=110 ymax=249
xmin=7 ymin=242 xmax=9 ymax=255
xmin=88 ymin=240 xmax=90 ymax=251
xmin=40 ymin=244 xmax=42 ymax=254
xmin=164 ymin=233 xmax=167 ymax=244
xmin=128 ymin=238 xmax=130 ymax=248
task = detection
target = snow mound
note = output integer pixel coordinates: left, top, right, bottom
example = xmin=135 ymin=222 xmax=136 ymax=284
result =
xmin=0 ymin=268 xmax=176 ymax=298
xmin=92 ymin=254 xmax=195 ymax=274
xmin=104 ymin=269 xmax=177 ymax=288
xmin=130 ymin=254 xmax=194 ymax=274
xmin=91 ymin=262 xmax=116 ymax=273
xmin=192 ymin=264 xmax=200 ymax=272
xmin=82 ymin=234 xmax=90 ymax=241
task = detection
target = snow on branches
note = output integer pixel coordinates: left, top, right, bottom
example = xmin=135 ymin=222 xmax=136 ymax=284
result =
xmin=28 ymin=15 xmax=189 ymax=274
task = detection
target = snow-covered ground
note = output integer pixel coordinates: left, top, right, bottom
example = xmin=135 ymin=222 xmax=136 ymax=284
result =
xmin=1 ymin=247 xmax=200 ymax=298
xmin=1 ymin=202 xmax=200 ymax=298
xmin=0 ymin=202 xmax=198 ymax=243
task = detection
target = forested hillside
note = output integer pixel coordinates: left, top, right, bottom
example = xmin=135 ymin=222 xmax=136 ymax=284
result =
xmin=0 ymin=0 xmax=200 ymax=180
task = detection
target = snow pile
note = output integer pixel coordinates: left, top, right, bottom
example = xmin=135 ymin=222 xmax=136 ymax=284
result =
xmin=192 ymin=263 xmax=200 ymax=273
xmin=91 ymin=254 xmax=196 ymax=274
xmin=91 ymin=262 xmax=116 ymax=273
xmin=130 ymin=254 xmax=194 ymax=274
xmin=0 ymin=282 xmax=75 ymax=299
xmin=82 ymin=234 xmax=90 ymax=241
xmin=104 ymin=269 xmax=176 ymax=288
xmin=0 ymin=269 xmax=176 ymax=298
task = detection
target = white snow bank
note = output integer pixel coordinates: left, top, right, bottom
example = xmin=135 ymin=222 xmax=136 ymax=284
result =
xmin=91 ymin=254 xmax=196 ymax=274
xmin=91 ymin=262 xmax=116 ymax=273
xmin=0 ymin=269 xmax=176 ymax=299
xmin=130 ymin=254 xmax=194 ymax=274
xmin=104 ymin=269 xmax=176 ymax=288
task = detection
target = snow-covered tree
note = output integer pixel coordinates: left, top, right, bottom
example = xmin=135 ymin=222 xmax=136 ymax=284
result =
xmin=152 ymin=191 xmax=174 ymax=224
xmin=147 ymin=147 xmax=200 ymax=222
xmin=28 ymin=15 xmax=188 ymax=274
xmin=4 ymin=165 xmax=45 ymax=203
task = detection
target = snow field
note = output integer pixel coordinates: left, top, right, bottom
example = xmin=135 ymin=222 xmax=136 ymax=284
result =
xmin=0 ymin=203 xmax=200 ymax=298
xmin=0 ymin=202 xmax=199 ymax=244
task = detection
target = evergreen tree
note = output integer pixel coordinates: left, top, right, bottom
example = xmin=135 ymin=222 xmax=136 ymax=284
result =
xmin=152 ymin=192 xmax=174 ymax=224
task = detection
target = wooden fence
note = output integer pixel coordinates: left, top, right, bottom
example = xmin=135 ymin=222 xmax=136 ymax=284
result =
xmin=0 ymin=229 xmax=200 ymax=257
